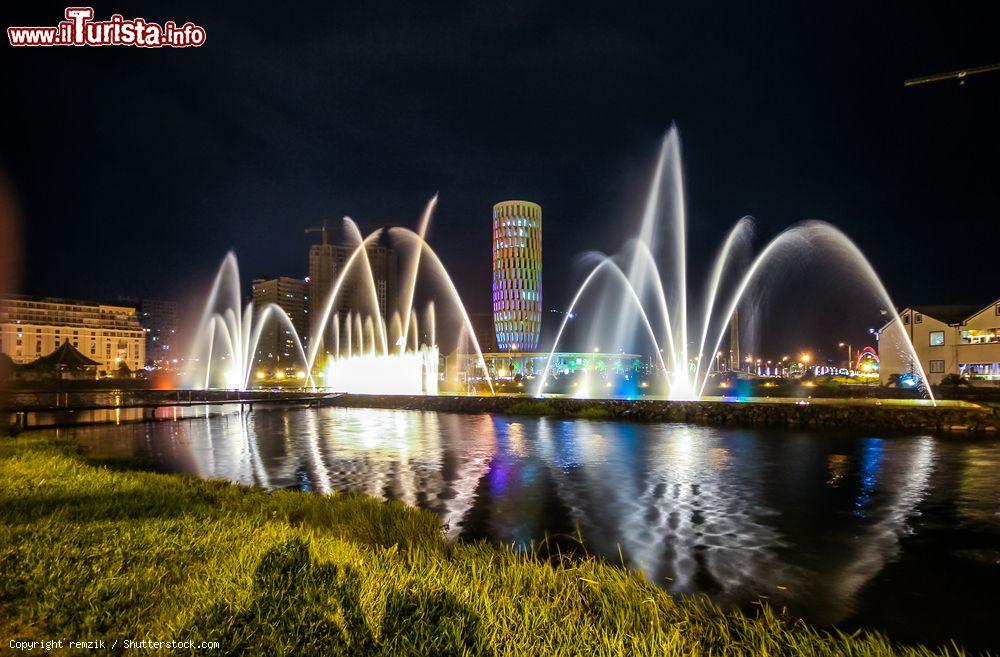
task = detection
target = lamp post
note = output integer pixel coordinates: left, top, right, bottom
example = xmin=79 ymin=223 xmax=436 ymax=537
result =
xmin=838 ymin=342 xmax=853 ymax=370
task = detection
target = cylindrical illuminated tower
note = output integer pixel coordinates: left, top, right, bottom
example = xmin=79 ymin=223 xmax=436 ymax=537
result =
xmin=492 ymin=200 xmax=542 ymax=352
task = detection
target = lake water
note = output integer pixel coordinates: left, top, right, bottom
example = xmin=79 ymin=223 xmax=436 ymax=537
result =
xmin=61 ymin=405 xmax=1000 ymax=653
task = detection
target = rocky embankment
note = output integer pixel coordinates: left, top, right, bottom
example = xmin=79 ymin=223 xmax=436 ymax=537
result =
xmin=322 ymin=394 xmax=999 ymax=433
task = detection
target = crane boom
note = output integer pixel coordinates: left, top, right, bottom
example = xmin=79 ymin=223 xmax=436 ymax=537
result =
xmin=304 ymin=219 xmax=330 ymax=245
xmin=905 ymin=61 xmax=1000 ymax=87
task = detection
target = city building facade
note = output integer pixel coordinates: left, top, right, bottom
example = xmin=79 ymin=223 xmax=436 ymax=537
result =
xmin=308 ymin=232 xmax=397 ymax=357
xmin=877 ymin=299 xmax=1000 ymax=386
xmin=251 ymin=277 xmax=309 ymax=368
xmin=118 ymin=297 xmax=177 ymax=368
xmin=492 ymin=200 xmax=542 ymax=352
xmin=0 ymin=295 xmax=145 ymax=375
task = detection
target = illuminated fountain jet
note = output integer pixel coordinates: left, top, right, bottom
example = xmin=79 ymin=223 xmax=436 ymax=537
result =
xmin=306 ymin=196 xmax=493 ymax=395
xmin=536 ymin=125 xmax=932 ymax=401
xmin=188 ymin=197 xmax=493 ymax=395
xmin=186 ymin=252 xmax=310 ymax=390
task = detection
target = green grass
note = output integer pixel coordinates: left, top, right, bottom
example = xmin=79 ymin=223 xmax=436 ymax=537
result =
xmin=0 ymin=433 xmax=971 ymax=656
xmin=504 ymin=399 xmax=556 ymax=415
xmin=576 ymin=406 xmax=612 ymax=419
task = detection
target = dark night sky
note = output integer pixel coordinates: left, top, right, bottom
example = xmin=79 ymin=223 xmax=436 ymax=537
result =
xmin=2 ymin=1 xmax=998 ymax=354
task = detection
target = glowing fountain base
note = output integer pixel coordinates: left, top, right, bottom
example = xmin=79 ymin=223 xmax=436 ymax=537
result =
xmin=323 ymin=347 xmax=439 ymax=395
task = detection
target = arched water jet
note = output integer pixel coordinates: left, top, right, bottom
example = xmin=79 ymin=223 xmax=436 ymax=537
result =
xmin=387 ymin=227 xmax=495 ymax=394
xmin=202 ymin=316 xmax=216 ymax=390
xmin=189 ymin=197 xmax=488 ymax=396
xmin=691 ymin=216 xmax=754 ymax=390
xmin=696 ymin=221 xmax=934 ymax=402
xmin=204 ymin=310 xmax=238 ymax=388
xmin=625 ymin=241 xmax=679 ymax=376
xmin=401 ymin=194 xmax=437 ymax=352
xmin=535 ymin=257 xmax=669 ymax=397
xmin=306 ymin=228 xmax=385 ymax=373
xmin=343 ymin=217 xmax=389 ymax=355
xmin=546 ymin=126 xmax=931 ymax=403
xmin=187 ymin=253 xmax=313 ymax=390
xmin=244 ymin=303 xmax=312 ymax=389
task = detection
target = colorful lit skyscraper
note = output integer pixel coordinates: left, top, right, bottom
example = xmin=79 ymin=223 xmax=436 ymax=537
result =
xmin=492 ymin=200 xmax=542 ymax=352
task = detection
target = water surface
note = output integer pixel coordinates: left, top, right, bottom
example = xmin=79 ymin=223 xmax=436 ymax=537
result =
xmin=63 ymin=406 xmax=1000 ymax=653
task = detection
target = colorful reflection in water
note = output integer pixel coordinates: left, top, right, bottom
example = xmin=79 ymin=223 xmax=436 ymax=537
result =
xmin=63 ymin=407 xmax=1000 ymax=653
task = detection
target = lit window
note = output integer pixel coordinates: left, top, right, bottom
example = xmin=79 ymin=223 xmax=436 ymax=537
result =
xmin=929 ymin=360 xmax=945 ymax=373
xmin=929 ymin=331 xmax=945 ymax=346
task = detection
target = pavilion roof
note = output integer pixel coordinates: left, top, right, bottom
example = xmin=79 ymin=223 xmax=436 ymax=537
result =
xmin=20 ymin=339 xmax=100 ymax=371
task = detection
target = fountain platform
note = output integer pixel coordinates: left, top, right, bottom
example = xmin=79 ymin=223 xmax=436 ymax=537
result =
xmin=319 ymin=394 xmax=998 ymax=434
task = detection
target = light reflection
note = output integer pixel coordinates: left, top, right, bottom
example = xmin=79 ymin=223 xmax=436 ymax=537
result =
xmin=67 ymin=410 xmax=972 ymax=630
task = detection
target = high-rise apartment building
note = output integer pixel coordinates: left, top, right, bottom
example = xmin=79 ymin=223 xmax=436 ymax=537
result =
xmin=308 ymin=229 xmax=397 ymax=357
xmin=118 ymin=297 xmax=177 ymax=368
xmin=0 ymin=295 xmax=145 ymax=375
xmin=251 ymin=277 xmax=309 ymax=367
xmin=492 ymin=200 xmax=542 ymax=352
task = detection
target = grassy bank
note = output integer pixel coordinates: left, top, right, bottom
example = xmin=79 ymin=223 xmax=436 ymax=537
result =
xmin=0 ymin=434 xmax=968 ymax=656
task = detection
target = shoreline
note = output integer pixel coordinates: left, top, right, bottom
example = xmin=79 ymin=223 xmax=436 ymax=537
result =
xmin=3 ymin=389 xmax=997 ymax=433
xmin=323 ymin=394 xmax=1000 ymax=434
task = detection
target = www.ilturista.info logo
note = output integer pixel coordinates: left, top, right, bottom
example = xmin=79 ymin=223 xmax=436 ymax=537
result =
xmin=7 ymin=7 xmax=206 ymax=48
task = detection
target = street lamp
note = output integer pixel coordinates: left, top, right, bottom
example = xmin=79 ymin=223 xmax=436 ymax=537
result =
xmin=838 ymin=342 xmax=853 ymax=369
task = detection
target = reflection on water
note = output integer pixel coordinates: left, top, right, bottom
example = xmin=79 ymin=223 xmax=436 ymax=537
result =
xmin=64 ymin=407 xmax=1000 ymax=652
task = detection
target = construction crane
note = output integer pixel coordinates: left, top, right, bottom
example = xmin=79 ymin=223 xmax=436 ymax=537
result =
xmin=304 ymin=219 xmax=330 ymax=245
xmin=306 ymin=218 xmax=405 ymax=244
xmin=905 ymin=61 xmax=1000 ymax=87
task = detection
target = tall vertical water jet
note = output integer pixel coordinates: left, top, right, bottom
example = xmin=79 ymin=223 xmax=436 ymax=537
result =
xmin=537 ymin=126 xmax=934 ymax=403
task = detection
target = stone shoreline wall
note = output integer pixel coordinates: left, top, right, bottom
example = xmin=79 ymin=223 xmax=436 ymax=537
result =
xmin=322 ymin=395 xmax=999 ymax=434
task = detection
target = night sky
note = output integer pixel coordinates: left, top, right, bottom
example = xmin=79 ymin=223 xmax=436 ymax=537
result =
xmin=2 ymin=1 xmax=998 ymax=354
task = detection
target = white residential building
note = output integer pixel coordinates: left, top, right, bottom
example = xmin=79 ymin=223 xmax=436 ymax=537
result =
xmin=0 ymin=295 xmax=145 ymax=376
xmin=877 ymin=299 xmax=1000 ymax=386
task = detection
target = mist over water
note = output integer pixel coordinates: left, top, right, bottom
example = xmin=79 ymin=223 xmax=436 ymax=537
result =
xmin=67 ymin=406 xmax=1000 ymax=653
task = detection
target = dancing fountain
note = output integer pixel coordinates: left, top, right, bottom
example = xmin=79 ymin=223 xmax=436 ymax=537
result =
xmin=186 ymin=197 xmax=493 ymax=394
xmin=188 ymin=125 xmax=928 ymax=402
xmin=186 ymin=252 xmax=311 ymax=390
xmin=536 ymin=125 xmax=932 ymax=402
